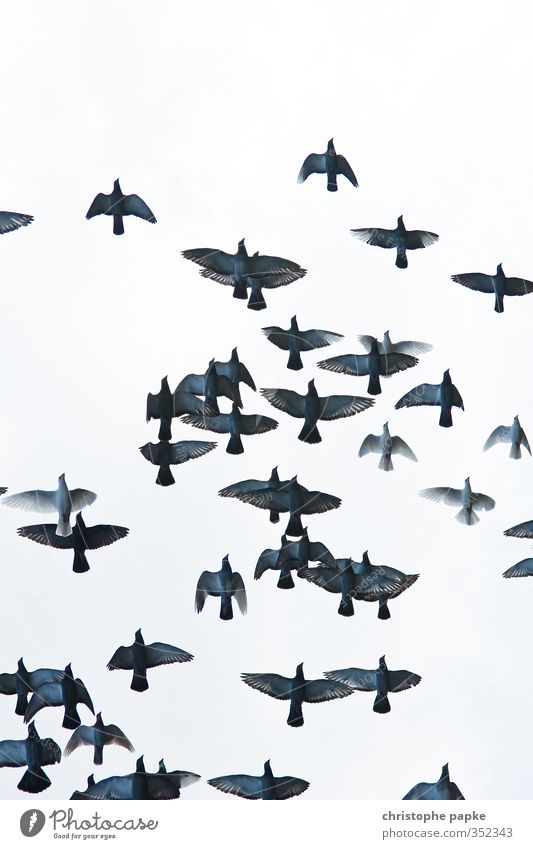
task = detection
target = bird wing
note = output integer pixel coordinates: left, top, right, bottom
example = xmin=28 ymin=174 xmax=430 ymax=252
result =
xmin=180 ymin=414 xmax=230 ymax=434
xmin=101 ymin=724 xmax=135 ymax=751
xmin=79 ymin=775 xmax=134 ymax=800
xmin=0 ymin=673 xmax=17 ymax=694
xmin=170 ymin=441 xmax=217 ymax=464
xmin=483 ymin=425 xmax=511 ymax=451
xmin=521 ymin=429 xmax=532 ymax=454
xmin=17 ymin=524 xmax=73 ymax=548
xmin=323 ymin=668 xmax=378 ymax=691
xmin=451 ymin=272 xmax=494 ymax=293
xmin=395 ymin=383 xmax=440 ymax=408
xmin=24 ymin=683 xmax=64 ymax=722
xmin=379 ymin=353 xmax=418 ymax=376
xmin=107 ymin=646 xmax=134 ymax=671
xmin=240 ymin=673 xmax=293 ymax=700
xmin=272 ymin=776 xmax=310 ymax=800
xmin=208 ymin=773 xmax=263 ymax=799
xmin=299 ymin=567 xmax=342 ymax=594
xmin=75 ymin=679 xmax=95 ymax=713
xmin=173 ymin=390 xmax=218 ymax=415
xmin=405 ymin=229 xmax=439 ymax=249
xmin=70 ymin=489 xmax=97 ymax=511
xmin=181 ymin=247 xmax=236 ymax=282
xmin=218 ymin=478 xmax=273 ymax=498
xmin=27 ymin=668 xmax=65 ymax=690
xmin=0 ymin=211 xmax=33 ymax=232
xmin=231 ymin=572 xmax=247 ymax=615
xmin=2 ymin=489 xmax=58 ymax=512
xmin=503 ymin=559 xmax=533 ymax=578
xmin=387 ymin=671 xmax=422 ymax=692
xmin=336 ymin=155 xmax=358 ymax=187
xmin=86 ymin=193 xmax=112 ymax=218
xmin=254 ymin=547 xmax=281 ymax=579
xmin=452 ymin=385 xmax=464 ymax=408
xmin=146 ymin=391 xmax=161 ymax=421
xmin=391 ymin=436 xmax=417 ymax=461
xmin=0 ymin=740 xmax=28 ymax=767
xmin=84 ymin=524 xmax=129 ymax=549
xmin=472 ymin=492 xmax=496 ymax=511
xmin=298 ymin=329 xmax=345 ymax=350
xmin=390 ymin=339 xmax=434 ymax=355
xmin=504 ymin=521 xmax=533 ymax=539
xmin=505 ymin=276 xmax=533 ymax=296
xmin=351 ymin=227 xmax=397 ymax=248
xmin=319 ymin=394 xmax=374 ymax=420
xmin=358 ymin=434 xmax=381 ymax=457
xmin=419 ymin=486 xmax=463 ymax=505
xmin=144 ymin=642 xmax=194 ymax=668
xmin=385 ymin=574 xmax=419 ymax=600
xmin=260 ymin=388 xmax=306 ymax=418
xmin=140 ymin=443 xmax=162 ymax=464
xmin=300 ymin=489 xmax=342 ymax=514
xmin=39 ymin=737 xmax=62 ymax=765
xmin=122 ymin=193 xmax=156 ymax=222
xmin=248 ymin=254 xmax=306 ymax=281
xmin=238 ymin=414 xmax=279 ymax=435
xmin=261 ymin=326 xmax=291 ymax=350
xmin=195 ymin=570 xmax=223 ymax=612
xmin=317 ymin=353 xmax=370 ymax=376
xmin=402 ymin=781 xmax=434 ymax=801
xmin=297 ymin=152 xmax=326 ymax=182
xmin=307 ymin=540 xmax=337 ymax=568
xmin=149 ymin=773 xmax=200 ymax=799
xmin=353 ymin=573 xmax=403 ymax=600
xmin=64 ymin=725 xmax=96 ymax=756
xmin=304 ymin=678 xmax=354 ymax=703
xmin=238 ymin=362 xmax=257 ymax=390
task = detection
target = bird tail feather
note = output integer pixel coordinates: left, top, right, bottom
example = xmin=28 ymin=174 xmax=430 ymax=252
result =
xmin=158 ymin=419 xmax=172 ymax=441
xmin=286 ymin=513 xmax=304 ymax=536
xmin=298 ymin=422 xmax=321 ymax=443
xmin=277 ymin=569 xmax=295 ymax=590
xmin=338 ymin=596 xmax=354 ymax=616
xmin=510 ymin=443 xmax=521 ymax=460
xmin=56 ymin=516 xmax=72 ymax=537
xmin=113 ymin=215 xmax=124 ymax=236
xmin=378 ymin=599 xmax=391 ymax=620
xmin=269 ymin=510 xmax=280 ymax=524
xmin=247 ymin=287 xmax=266 ymax=310
xmin=18 ymin=767 xmax=50 ymax=794
xmin=220 ymin=595 xmax=234 ymax=620
xmin=378 ymin=453 xmax=393 ymax=471
xmin=439 ymin=407 xmax=453 ymax=428
xmin=396 ymin=248 xmax=408 ymax=269
xmin=73 ymin=550 xmax=90 ymax=573
xmin=233 ymin=279 xmax=248 ymax=300
xmin=15 ymin=693 xmax=27 ymax=716
xmin=156 ymin=465 xmax=175 ymax=487
xmin=288 ymin=702 xmax=304 ymax=726
xmin=288 ymin=349 xmax=303 ymax=370
xmin=131 ymin=673 xmax=149 ymax=692
xmin=368 ymin=375 xmax=382 ymax=395
xmin=456 ymin=507 xmax=479 ymax=525
xmin=63 ymin=706 xmax=81 ymax=730
xmin=494 ymin=294 xmax=504 ymax=313
xmin=373 ymin=694 xmax=391 ymax=714
xmin=226 ymin=433 xmax=244 ymax=455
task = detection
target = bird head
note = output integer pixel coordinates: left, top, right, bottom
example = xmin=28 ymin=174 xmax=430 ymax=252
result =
xmin=397 ymin=215 xmax=404 ymax=226
xmin=136 ymin=756 xmax=146 ymax=773
xmin=379 ymin=655 xmax=387 ymax=667
xmin=362 ymin=550 xmax=370 ymax=564
xmin=135 ymin=629 xmax=144 ymax=643
xmin=231 ymin=347 xmax=238 ymax=359
xmin=465 ymin=476 xmax=470 ymax=484
xmin=64 ymin=663 xmax=73 ymax=676
xmin=327 ymin=138 xmax=335 ymax=151
xmin=95 ymin=712 xmax=102 ymax=723
xmin=296 ymin=662 xmax=304 ymax=674
xmin=158 ymin=759 xmax=167 ymax=773
xmin=161 ymin=375 xmax=169 ymax=388
xmin=443 ymin=369 xmax=451 ymax=382
xmin=263 ymin=759 xmax=272 ymax=772
xmin=114 ymin=178 xmax=121 ymax=191
xmin=497 ymin=262 xmax=503 ymax=274
xmin=270 ymin=466 xmax=280 ymax=483
xmin=221 ymin=555 xmax=231 ymax=570
xmin=59 ymin=473 xmax=66 ymax=482
xmin=440 ymin=764 xmax=450 ymax=780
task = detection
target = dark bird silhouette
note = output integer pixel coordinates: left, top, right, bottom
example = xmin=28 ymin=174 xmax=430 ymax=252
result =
xmin=241 ymin=662 xmax=353 ymax=727
xmin=255 ymin=529 xmax=336 ymax=590
xmin=219 ymin=467 xmax=287 ymax=524
xmin=214 ymin=348 xmax=256 ymax=395
xmin=24 ymin=663 xmax=94 ymax=729
xmin=208 ymin=758 xmax=309 ymax=800
xmin=451 ymin=264 xmax=533 ymax=313
xmin=504 ymin=520 xmax=533 ymax=539
xmin=86 ymin=179 xmax=156 ymax=235
xmin=226 ymin=474 xmax=341 ymax=536
xmin=318 ymin=337 xmax=418 ymax=395
xmin=357 ymin=330 xmax=433 ymax=356
xmin=503 ymin=559 xmax=533 ymax=579
xmin=483 ymin=415 xmax=530 ymax=459
xmin=395 ymin=369 xmax=464 ymax=428
xmin=64 ymin=712 xmax=134 ymax=765
xmin=147 ymin=375 xmax=216 ymax=440
xmin=69 ymin=755 xmax=200 ymax=800
xmin=181 ymin=402 xmax=278 ymax=455
xmin=140 ymin=440 xmax=217 ymax=486
xmin=261 ymin=378 xmax=374 ymax=444
xmin=419 ymin=477 xmax=495 ymax=526
xmin=0 ymin=211 xmax=33 ymax=234
xmin=195 ymin=555 xmax=247 ymax=619
xmin=17 ymin=511 xmax=129 ymax=573
xmin=0 ymin=658 xmax=64 ymax=716
xmin=358 ymin=422 xmax=417 ymax=471
xmin=403 ymin=763 xmax=465 ymax=800
xmin=176 ymin=360 xmax=242 ymax=412
xmin=351 ymin=551 xmax=419 ymax=620
xmin=324 ymin=656 xmax=421 ymax=713
xmin=2 ymin=473 xmax=96 ymax=537
xmin=262 ymin=315 xmax=344 ymax=370
xmin=107 ymin=629 xmax=193 ymax=692
xmin=299 ymin=557 xmax=403 ymax=617
xmin=71 ymin=773 xmax=96 ymax=800
xmin=0 ymin=721 xmax=61 ymax=793
xmin=351 ymin=215 xmax=438 ymax=269
xmin=298 ymin=138 xmax=358 ymax=191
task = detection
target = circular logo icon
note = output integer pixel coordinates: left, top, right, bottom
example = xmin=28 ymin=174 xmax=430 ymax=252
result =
xmin=20 ymin=810 xmax=46 ymax=837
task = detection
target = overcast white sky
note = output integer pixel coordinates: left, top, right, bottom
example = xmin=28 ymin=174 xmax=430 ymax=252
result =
xmin=0 ymin=0 xmax=532 ymax=801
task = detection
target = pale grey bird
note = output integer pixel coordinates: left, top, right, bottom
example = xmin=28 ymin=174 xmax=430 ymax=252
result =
xmin=419 ymin=477 xmax=495 ymax=526
xmin=502 ymin=559 xmax=533 ymax=579
xmin=451 ymin=263 xmax=533 ymax=313
xmin=504 ymin=520 xmax=533 ymax=539
xmin=0 ymin=211 xmax=33 ymax=234
xmin=107 ymin=629 xmax=194 ymax=692
xmin=255 ymin=529 xmax=336 ymax=590
xmin=403 ymin=763 xmax=465 ymax=800
xmin=208 ymin=758 xmax=309 ymax=800
xmin=358 ymin=422 xmax=417 ymax=471
xmin=176 ymin=360 xmax=241 ymax=412
xmin=298 ymin=138 xmax=358 ymax=191
xmin=140 ymin=440 xmax=217 ymax=486
xmin=64 ymin=712 xmax=134 ymax=765
xmin=0 ymin=721 xmax=61 ymax=794
xmin=2 ymin=474 xmax=96 ymax=537
xmin=351 ymin=551 xmax=419 ymax=620
xmin=70 ymin=755 xmax=200 ymax=800
xmin=357 ymin=330 xmax=433 ymax=357
xmin=181 ymin=402 xmax=278 ymax=455
xmin=483 ymin=415 xmax=530 ymax=459
xmin=24 ymin=663 xmax=94 ymax=729
xmin=395 ymin=369 xmax=464 ymax=428
xmin=86 ymin=179 xmax=156 ymax=235
xmin=324 ymin=655 xmax=421 ymax=714
xmin=262 ymin=315 xmax=344 ymax=370
xmin=318 ymin=337 xmax=418 ymax=395
xmin=299 ymin=557 xmax=403 ymax=617
xmin=351 ymin=215 xmax=438 ymax=268
xmin=0 ymin=658 xmax=64 ymax=717
xmin=195 ymin=555 xmax=247 ymax=620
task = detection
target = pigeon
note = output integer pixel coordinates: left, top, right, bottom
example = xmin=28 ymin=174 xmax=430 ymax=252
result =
xmin=181 ymin=402 xmax=278 ymax=455
xmin=318 ymin=337 xmax=418 ymax=395
xmin=140 ymin=440 xmax=217 ymax=486
xmin=213 ymin=348 xmax=256 ymax=395
xmin=504 ymin=520 xmax=533 ymax=539
xmin=299 ymin=557 xmax=403 ymax=617
xmin=357 ymin=330 xmax=433 ymax=357
xmin=64 ymin=712 xmax=134 ymax=765
xmin=208 ymin=759 xmax=309 ymax=800
xmin=262 ymin=315 xmax=344 ymax=370
xmin=24 ymin=663 xmax=95 ymax=729
xmin=70 ymin=755 xmax=200 ymax=800
xmin=195 ymin=555 xmax=247 ymax=620
xmin=260 ymin=379 xmax=374 ymax=444
xmin=107 ymin=629 xmax=193 ymax=692
xmin=226 ymin=475 xmax=341 ymax=536
xmin=218 ymin=467 xmax=288 ymax=524
xmin=483 ymin=415 xmax=531 ymax=459
xmin=502 ymin=559 xmax=533 ymax=579
xmin=176 ymin=360 xmax=242 ymax=412
xmin=71 ymin=773 xmax=96 ymax=800
xmin=419 ymin=477 xmax=495 ymax=526
xmin=351 ymin=551 xmax=419 ymax=620
xmin=0 ymin=721 xmax=61 ymax=794
xmin=17 ymin=511 xmax=129 ymax=573
xmin=241 ymin=663 xmax=353 ymax=727
xmin=403 ymin=763 xmax=465 ymax=800
xmin=358 ymin=422 xmax=417 ymax=471
xmin=182 ymin=238 xmax=307 ymax=300
xmin=0 ymin=658 xmax=64 ymax=716
xmin=324 ymin=656 xmax=421 ymax=714
xmin=298 ymin=138 xmax=358 ymax=191
xmin=351 ymin=215 xmax=439 ymax=269
xmin=0 ymin=211 xmax=33 ymax=234
xmin=146 ymin=376 xmax=216 ymax=441
xmin=86 ymin=179 xmax=156 ymax=235
xmin=2 ymin=473 xmax=96 ymax=537
xmin=395 ymin=369 xmax=464 ymax=428
xmin=451 ymin=264 xmax=533 ymax=313
xmin=255 ymin=529 xmax=336 ymax=590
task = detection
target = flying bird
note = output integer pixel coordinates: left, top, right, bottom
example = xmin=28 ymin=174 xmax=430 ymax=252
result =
xmin=298 ymin=138 xmax=358 ymax=191
xmin=318 ymin=337 xmax=418 ymax=395
xmin=17 ymin=511 xmax=129 ymax=573
xmin=218 ymin=467 xmax=288 ymax=524
xmin=64 ymin=712 xmax=134 ymax=765
xmin=260 ymin=378 xmax=374 ymax=444
xmin=181 ymin=402 xmax=278 ymax=455
xmin=140 ymin=440 xmax=217 ymax=486
xmin=146 ymin=376 xmax=215 ymax=441
xmin=255 ymin=529 xmax=336 ymax=590
xmin=504 ymin=520 xmax=533 ymax=539
xmin=213 ymin=348 xmax=256 ymax=395
xmin=2 ymin=473 xmax=96 ymax=537
xmin=395 ymin=369 xmax=464 ymax=428
xmin=358 ymin=422 xmax=417 ymax=471
xmin=70 ymin=755 xmax=200 ymax=800
xmin=195 ymin=555 xmax=247 ymax=620
xmin=0 ymin=658 xmax=64 ymax=716
xmin=262 ymin=315 xmax=344 ymax=370
xmin=208 ymin=758 xmax=309 ymax=800
xmin=483 ymin=415 xmax=530 ymax=459
xmin=357 ymin=330 xmax=433 ymax=357
xmin=176 ymin=360 xmax=242 ymax=412
xmin=502 ymin=559 xmax=533 ymax=579
xmin=299 ymin=557 xmax=403 ymax=617
xmin=351 ymin=215 xmax=438 ymax=269
xmin=0 ymin=211 xmax=33 ymax=234
xmin=86 ymin=178 xmax=156 ymax=235
xmin=244 ymin=256 xmax=303 ymax=310
xmin=24 ymin=663 xmax=94 ymax=729
xmin=451 ymin=264 xmax=533 ymax=313
xmin=403 ymin=763 xmax=465 ymax=800
xmin=324 ymin=656 xmax=421 ymax=714
xmin=107 ymin=629 xmax=193 ymax=692
xmin=351 ymin=551 xmax=419 ymax=620
xmin=419 ymin=477 xmax=495 ymax=526
xmin=0 ymin=721 xmax=61 ymax=794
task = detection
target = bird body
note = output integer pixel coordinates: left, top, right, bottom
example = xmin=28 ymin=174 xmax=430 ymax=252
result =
xmin=358 ymin=422 xmax=417 ymax=471
xmin=299 ymin=557 xmax=403 ymax=617
xmin=325 ymin=655 xmax=421 ymax=714
xmin=86 ymin=179 xmax=156 ymax=235
xmin=107 ymin=629 xmax=194 ymax=692
xmin=208 ymin=758 xmax=309 ymax=800
xmin=255 ymin=529 xmax=336 ymax=589
xmin=195 ymin=555 xmax=247 ymax=619
xmin=298 ymin=138 xmax=358 ymax=191
xmin=318 ymin=337 xmax=418 ymax=395
xmin=483 ymin=415 xmax=530 ymax=459
xmin=395 ymin=369 xmax=463 ymax=428
xmin=2 ymin=473 xmax=96 ymax=537
xmin=262 ymin=315 xmax=344 ymax=370
xmin=219 ymin=467 xmax=286 ymax=524
xmin=140 ymin=440 xmax=217 ymax=486
xmin=351 ymin=552 xmax=419 ymax=620
xmin=351 ymin=215 xmax=438 ymax=268
xmin=419 ymin=477 xmax=495 ymax=525
xmin=403 ymin=763 xmax=464 ymax=800
xmin=451 ymin=263 xmax=533 ymax=313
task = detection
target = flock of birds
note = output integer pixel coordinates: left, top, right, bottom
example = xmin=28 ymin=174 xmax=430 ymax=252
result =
xmin=0 ymin=139 xmax=531 ymax=801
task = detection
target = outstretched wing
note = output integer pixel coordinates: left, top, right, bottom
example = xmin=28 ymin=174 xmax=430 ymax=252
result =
xmin=300 ymin=489 xmax=342 ymax=514
xmin=483 ymin=425 xmax=511 ymax=451
xmin=84 ymin=524 xmax=129 ymax=549
xmin=317 ymin=353 xmax=370 ymax=376
xmin=395 ymin=383 xmax=440 ymax=408
xmin=307 ymin=540 xmax=336 ymax=568
xmin=101 ymin=724 xmax=135 ymax=751
xmin=0 ymin=673 xmax=17 ymax=695
xmin=122 ymin=193 xmax=156 ymax=222
xmin=69 ymin=489 xmax=97 ymax=511
xmin=260 ymin=388 xmax=306 ymax=418
xmin=304 ymin=679 xmax=354 ymax=703
xmin=419 ymin=487 xmax=463 ymax=505
xmin=505 ymin=276 xmax=533 ymax=296
xmin=144 ymin=643 xmax=194 ymax=668
xmin=405 ymin=229 xmax=439 ymax=249
xmin=451 ymin=272 xmax=494 ymax=293
xmin=299 ymin=567 xmax=341 ymax=594
xmin=254 ymin=547 xmax=281 ymax=579
xmin=502 ymin=558 xmax=533 ymax=579
xmin=351 ymin=227 xmax=397 ymax=248
xmin=240 ymin=673 xmax=293 ymax=700
xmin=24 ymin=683 xmax=64 ymax=722
xmin=358 ymin=434 xmax=381 ymax=457
xmin=218 ymin=478 xmax=273 ymax=499
xmin=107 ymin=646 xmax=134 ymax=671
xmin=324 ymin=668 xmax=377 ymax=691
xmin=2 ymin=489 xmax=57 ymax=512
xmin=181 ymin=247 xmax=236 ymax=283
xmin=64 ymin=725 xmax=96 ymax=756
xmin=261 ymin=325 xmax=291 ymax=350
xmin=379 ymin=353 xmax=418 ymax=376
xmin=17 ymin=524 xmax=73 ymax=548
xmin=272 ymin=775 xmax=310 ymax=800
xmin=86 ymin=193 xmax=112 ymax=218
xmin=231 ymin=572 xmax=247 ymax=615
xmin=180 ymin=414 xmax=230 ymax=434
xmin=75 ymin=679 xmax=95 ymax=714
xmin=0 ymin=211 xmax=34 ymax=232
xmin=298 ymin=328 xmax=344 ymax=350
xmin=0 ymin=739 xmax=28 ymax=767
xmin=336 ymin=155 xmax=358 ymax=187
xmin=239 ymin=414 xmax=278 ymax=435
xmin=472 ymin=492 xmax=496 ymax=511
xmin=208 ymin=773 xmax=263 ymax=799
xmin=298 ymin=152 xmax=326 ymax=183
xmin=387 ymin=670 xmax=422 ymax=692
xmin=170 ymin=441 xmax=217 ymax=464
xmin=195 ymin=570 xmax=223 ymax=612
xmin=319 ymin=394 xmax=374 ymax=420
xmin=504 ymin=520 xmax=533 ymax=539
xmin=391 ymin=436 xmax=417 ymax=462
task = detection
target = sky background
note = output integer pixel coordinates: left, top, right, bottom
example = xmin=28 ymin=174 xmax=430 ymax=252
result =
xmin=0 ymin=0 xmax=532 ymax=800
